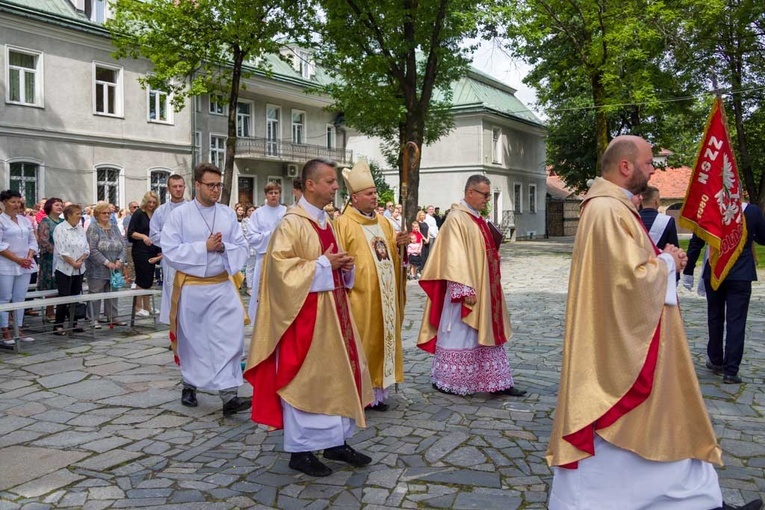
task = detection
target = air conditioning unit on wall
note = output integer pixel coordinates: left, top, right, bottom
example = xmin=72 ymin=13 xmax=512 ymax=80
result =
xmin=284 ymin=163 xmax=299 ymax=178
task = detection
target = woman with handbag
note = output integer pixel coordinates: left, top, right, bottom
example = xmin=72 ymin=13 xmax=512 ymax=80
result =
xmin=0 ymin=189 xmax=39 ymax=345
xmin=52 ymin=204 xmax=89 ymax=335
xmin=85 ymin=201 xmax=126 ymax=329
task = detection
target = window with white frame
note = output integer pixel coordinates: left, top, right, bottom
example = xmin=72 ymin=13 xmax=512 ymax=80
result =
xmin=298 ymin=50 xmax=313 ymax=79
xmin=96 ymin=167 xmax=120 ymax=205
xmin=237 ymin=101 xmax=252 ymax=138
xmin=492 ymin=127 xmax=502 ymax=164
xmin=150 ymin=170 xmax=170 ymax=204
xmin=529 ymin=184 xmax=537 ymax=213
xmin=9 ymin=162 xmax=39 ymax=203
xmin=513 ymin=183 xmax=522 ymax=213
xmin=85 ymin=0 xmax=109 ymax=23
xmin=266 ymin=105 xmax=280 ymax=156
xmin=93 ymin=63 xmax=122 ymax=116
xmin=292 ymin=110 xmax=305 ymax=145
xmin=148 ymin=87 xmax=172 ymax=123
xmin=209 ymin=95 xmax=226 ymax=116
xmin=326 ymin=125 xmax=336 ymax=150
xmin=210 ymin=135 xmax=226 ymax=168
xmin=193 ymin=131 xmax=202 ymax=166
xmin=6 ymin=47 xmax=43 ymax=106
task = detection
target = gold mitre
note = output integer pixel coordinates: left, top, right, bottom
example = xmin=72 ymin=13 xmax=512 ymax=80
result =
xmin=342 ymin=160 xmax=375 ymax=194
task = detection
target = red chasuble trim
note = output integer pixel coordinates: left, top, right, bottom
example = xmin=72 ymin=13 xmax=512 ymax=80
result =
xmin=560 ymin=320 xmax=661 ymax=469
xmin=418 ymin=279 xmax=446 ymax=353
xmin=245 ymin=293 xmax=318 ymax=429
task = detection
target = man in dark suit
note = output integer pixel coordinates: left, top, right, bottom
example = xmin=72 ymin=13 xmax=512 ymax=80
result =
xmin=639 ymin=186 xmax=679 ymax=249
xmin=682 ymin=203 xmax=765 ymax=384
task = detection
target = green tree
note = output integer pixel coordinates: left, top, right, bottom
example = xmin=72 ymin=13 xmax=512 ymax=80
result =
xmin=310 ymin=0 xmax=484 ymax=226
xmin=674 ymin=0 xmax=765 ymax=205
xmin=107 ymin=0 xmax=310 ymax=205
xmin=493 ymin=0 xmax=701 ymax=189
xmin=369 ymin=160 xmax=395 ymax=206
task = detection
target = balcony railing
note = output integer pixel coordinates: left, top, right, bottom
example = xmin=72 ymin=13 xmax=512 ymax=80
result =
xmin=235 ymin=137 xmax=353 ymax=165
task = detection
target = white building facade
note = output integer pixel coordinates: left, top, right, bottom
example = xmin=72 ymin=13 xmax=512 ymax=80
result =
xmin=0 ymin=0 xmax=192 ymax=207
xmin=348 ymin=70 xmax=547 ymax=239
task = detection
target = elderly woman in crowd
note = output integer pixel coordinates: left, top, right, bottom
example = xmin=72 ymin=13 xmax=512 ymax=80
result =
xmin=52 ymin=204 xmax=89 ymax=336
xmin=86 ymin=201 xmax=126 ymax=329
xmin=127 ymin=191 xmax=160 ymax=317
xmin=36 ymin=197 xmax=64 ymax=322
xmin=0 ymin=190 xmax=39 ymax=345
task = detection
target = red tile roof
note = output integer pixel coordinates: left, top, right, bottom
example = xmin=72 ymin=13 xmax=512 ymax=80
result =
xmin=546 ymin=169 xmax=583 ymax=200
xmin=649 ymin=166 xmax=692 ymax=200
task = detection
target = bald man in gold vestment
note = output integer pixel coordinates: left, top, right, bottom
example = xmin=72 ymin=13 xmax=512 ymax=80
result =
xmin=547 ymin=135 xmax=761 ymax=510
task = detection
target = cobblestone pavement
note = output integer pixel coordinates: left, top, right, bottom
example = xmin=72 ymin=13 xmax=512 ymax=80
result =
xmin=1 ymin=238 xmax=764 ymax=509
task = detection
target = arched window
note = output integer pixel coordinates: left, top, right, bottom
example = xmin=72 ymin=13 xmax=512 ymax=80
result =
xmin=150 ymin=169 xmax=171 ymax=204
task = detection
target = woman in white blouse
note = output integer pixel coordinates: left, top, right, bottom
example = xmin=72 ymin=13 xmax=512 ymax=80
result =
xmin=52 ymin=204 xmax=89 ymax=335
xmin=0 ymin=189 xmax=39 ymax=345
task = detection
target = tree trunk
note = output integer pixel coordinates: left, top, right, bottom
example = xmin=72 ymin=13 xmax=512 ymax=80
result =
xmin=591 ymin=73 xmax=609 ymax=176
xmin=221 ymin=47 xmax=245 ymax=206
xmin=398 ymin=113 xmax=425 ymax=230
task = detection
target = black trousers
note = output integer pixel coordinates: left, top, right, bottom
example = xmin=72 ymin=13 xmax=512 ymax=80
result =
xmin=704 ymin=278 xmax=752 ymax=376
xmin=54 ymin=270 xmax=84 ymax=328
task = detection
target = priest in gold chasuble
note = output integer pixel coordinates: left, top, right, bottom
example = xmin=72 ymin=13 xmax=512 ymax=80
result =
xmin=244 ymin=159 xmax=374 ymax=478
xmin=334 ymin=160 xmax=409 ymax=411
xmin=416 ymin=175 xmax=525 ymax=398
xmin=547 ymin=136 xmax=729 ymax=510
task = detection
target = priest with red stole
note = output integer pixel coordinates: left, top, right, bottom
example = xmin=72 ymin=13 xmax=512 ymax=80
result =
xmin=244 ymin=158 xmax=374 ymax=478
xmin=547 ymin=135 xmax=760 ymax=510
xmin=416 ymin=174 xmax=525 ymax=397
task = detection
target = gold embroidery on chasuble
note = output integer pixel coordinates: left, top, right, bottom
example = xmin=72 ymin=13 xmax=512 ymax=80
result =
xmin=360 ymin=222 xmax=397 ymax=388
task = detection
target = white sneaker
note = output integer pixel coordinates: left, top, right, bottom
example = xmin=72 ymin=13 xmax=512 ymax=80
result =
xmin=130 ymin=283 xmax=137 ymax=289
xmin=93 ymin=321 xmax=102 ymax=330
xmin=20 ymin=336 xmax=34 ymax=342
xmin=135 ymin=309 xmax=150 ymax=317
xmin=2 ymin=338 xmax=15 ymax=346
xmin=151 ymin=309 xmax=160 ymax=315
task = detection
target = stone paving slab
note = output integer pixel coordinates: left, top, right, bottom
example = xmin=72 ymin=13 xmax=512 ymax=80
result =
xmin=0 ymin=238 xmax=763 ymax=508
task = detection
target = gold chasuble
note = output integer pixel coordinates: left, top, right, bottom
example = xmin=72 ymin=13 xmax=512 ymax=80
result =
xmin=416 ymin=204 xmax=511 ymax=350
xmin=334 ymin=207 xmax=404 ymax=390
xmin=547 ymin=177 xmax=721 ymax=468
xmin=244 ymin=205 xmax=373 ymax=428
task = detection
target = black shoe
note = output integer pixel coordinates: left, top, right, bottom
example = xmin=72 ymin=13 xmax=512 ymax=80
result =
xmin=724 ymin=498 xmax=763 ymax=510
xmin=289 ymin=452 xmax=332 ymax=477
xmin=323 ymin=443 xmax=372 ymax=467
xmin=366 ymin=402 xmax=389 ymax=412
xmin=222 ymin=396 xmax=251 ymax=416
xmin=706 ymin=359 xmax=724 ymax=375
xmin=432 ymin=383 xmax=460 ymax=395
xmin=181 ymin=388 xmax=197 ymax=407
xmin=723 ymin=374 xmax=742 ymax=384
xmin=492 ymin=386 xmax=527 ymax=397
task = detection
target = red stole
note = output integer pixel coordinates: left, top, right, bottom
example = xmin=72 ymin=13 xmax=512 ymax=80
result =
xmin=467 ymin=214 xmax=508 ymax=346
xmin=560 ymin=206 xmax=663 ymax=468
xmin=246 ymin=218 xmax=362 ymax=429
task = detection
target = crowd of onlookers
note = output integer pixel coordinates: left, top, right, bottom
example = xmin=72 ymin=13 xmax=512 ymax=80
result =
xmin=0 ymin=191 xmax=161 ymax=344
